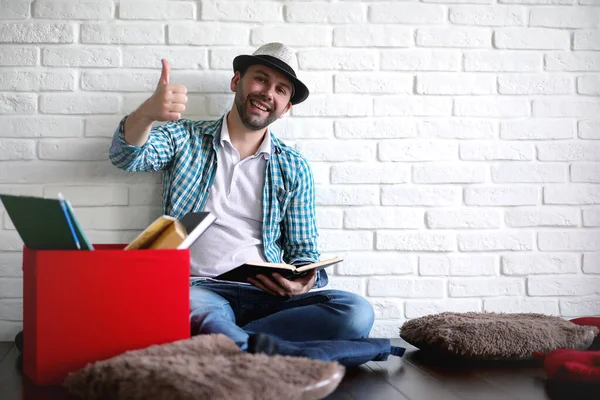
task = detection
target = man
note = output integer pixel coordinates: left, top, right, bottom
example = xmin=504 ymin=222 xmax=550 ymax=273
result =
xmin=109 ymin=43 xmax=375 ymax=350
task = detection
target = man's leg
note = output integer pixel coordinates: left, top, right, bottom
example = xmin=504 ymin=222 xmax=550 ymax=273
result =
xmin=189 ymin=282 xmax=250 ymax=349
xmin=241 ymin=289 xmax=375 ymax=341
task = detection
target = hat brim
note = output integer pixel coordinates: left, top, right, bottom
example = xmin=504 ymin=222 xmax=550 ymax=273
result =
xmin=233 ymin=55 xmax=309 ymax=105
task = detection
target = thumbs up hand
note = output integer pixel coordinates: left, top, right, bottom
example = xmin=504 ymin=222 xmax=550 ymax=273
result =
xmin=139 ymin=59 xmax=188 ymax=122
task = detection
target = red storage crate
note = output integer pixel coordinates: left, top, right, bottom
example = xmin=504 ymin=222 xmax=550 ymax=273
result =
xmin=22 ymin=244 xmax=191 ymax=385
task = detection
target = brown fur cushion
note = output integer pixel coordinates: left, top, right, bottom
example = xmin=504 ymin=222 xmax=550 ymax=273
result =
xmin=400 ymin=312 xmax=599 ymax=361
xmin=64 ymin=334 xmax=345 ymax=400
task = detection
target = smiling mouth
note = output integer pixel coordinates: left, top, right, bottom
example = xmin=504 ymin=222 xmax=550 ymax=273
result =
xmin=250 ymin=99 xmax=269 ymax=112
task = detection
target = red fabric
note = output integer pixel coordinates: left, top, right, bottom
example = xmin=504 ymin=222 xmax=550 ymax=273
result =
xmin=570 ymin=317 xmax=600 ymax=331
xmin=22 ymin=244 xmax=191 ymax=385
xmin=538 ymin=349 xmax=600 ymax=383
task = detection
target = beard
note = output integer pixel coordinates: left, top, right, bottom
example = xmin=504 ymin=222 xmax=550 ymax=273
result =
xmin=234 ymin=88 xmax=282 ymax=131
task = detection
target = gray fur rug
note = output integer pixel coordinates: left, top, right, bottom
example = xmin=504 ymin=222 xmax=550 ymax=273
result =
xmin=64 ymin=334 xmax=345 ymax=400
xmin=400 ymin=312 xmax=599 ymax=360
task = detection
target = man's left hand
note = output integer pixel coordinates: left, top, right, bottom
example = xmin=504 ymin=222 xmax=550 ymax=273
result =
xmin=248 ymin=269 xmax=316 ymax=297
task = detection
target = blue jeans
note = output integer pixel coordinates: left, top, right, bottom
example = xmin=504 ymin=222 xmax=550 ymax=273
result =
xmin=190 ymin=282 xmax=375 ymax=350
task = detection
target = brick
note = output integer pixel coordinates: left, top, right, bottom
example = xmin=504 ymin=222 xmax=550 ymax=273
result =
xmin=332 ymin=163 xmax=409 ymax=184
xmin=572 ymin=163 xmax=600 ymax=183
xmin=85 ymin=115 xmax=125 ymax=137
xmin=335 ymin=73 xmax=412 ymax=94
xmin=370 ymin=298 xmax=404 ymax=319
xmin=529 ymin=276 xmax=600 ymax=296
xmin=292 ymin=95 xmax=371 ymax=117
xmin=449 ymin=278 xmax=524 ymax=297
xmin=295 ymin=72 xmax=332 ymax=94
xmin=38 ymin=138 xmax=110 ymax=161
xmin=413 ymin=164 xmax=486 ymax=184
xmin=74 ymin=206 xmax=160 ymax=230
xmin=545 ymin=52 xmax=600 ymax=71
xmin=0 ymin=0 xmax=29 ymax=18
xmin=123 ymin=47 xmax=206 ymax=69
xmin=533 ymin=98 xmax=600 ymax=117
xmin=376 ymin=232 xmax=455 ymax=252
xmin=209 ymin=46 xmax=258 ymax=69
xmin=465 ymin=186 xmax=539 ymax=206
xmin=315 ymin=186 xmax=378 ymax=206
xmin=43 ymin=47 xmax=120 ymax=67
xmin=298 ymin=49 xmax=375 ymax=71
xmin=0 ymin=299 xmax=22 ymax=321
xmin=0 ymin=94 xmax=36 ymax=114
xmin=203 ymin=1 xmax=281 ymax=22
xmin=82 ymin=24 xmax=164 ymax=44
xmin=316 ymin=208 xmax=342 ymax=229
xmin=335 ymin=118 xmax=417 ymax=139
xmin=0 ymin=139 xmax=35 ymax=161
xmin=43 ymin=186 xmax=128 ymax=206
xmin=0 ymin=277 xmax=22 ymax=296
xmin=494 ymin=28 xmax=569 ymax=49
xmin=425 ymin=0 xmax=492 ymax=3
xmin=204 ymin=94 xmax=228 ymax=116
xmin=337 ymin=253 xmax=415 ymax=276
xmin=85 ymin=229 xmax=140 ymax=244
xmin=503 ymin=253 xmax=579 ymax=276
xmin=120 ymin=1 xmax=195 ymax=19
xmin=539 ymin=231 xmax=600 ymax=251
xmin=578 ymin=75 xmax=600 ymax=95
xmin=416 ymin=73 xmax=495 ymax=95
xmin=484 ymin=298 xmax=558 ymax=314
xmin=458 ymin=232 xmax=533 ymax=251
xmin=406 ymin=299 xmax=482 ymax=319
xmin=0 ymin=70 xmax=74 ymax=91
xmin=498 ymin=74 xmax=573 ymax=95
xmin=371 ymin=321 xmax=405 ymax=339
xmin=166 ymin=71 xmax=232 ymax=93
xmin=449 ymin=6 xmax=525 ymax=26
xmin=579 ymin=120 xmax=600 ymax=139
xmin=583 ymin=252 xmax=600 ymax=274
xmin=574 ymin=30 xmax=600 ymax=50
xmin=426 ymin=209 xmax=500 ymax=229
xmin=370 ymin=4 xmax=444 ymax=24
xmin=419 ymin=119 xmax=495 ymax=139
xmin=169 ymin=23 xmax=249 ymax=45
xmin=284 ymin=3 xmax=365 ymax=23
xmin=344 ymin=207 xmax=422 ymax=229
xmin=463 ymin=51 xmax=541 ymax=72
xmin=583 ymin=208 xmax=600 ymax=227
xmin=0 ymin=47 xmax=37 ymax=66
xmin=544 ymin=185 xmax=600 ymax=205
xmin=270 ymin=118 xmax=333 ymax=140
xmin=0 ymin=252 xmax=22 ymax=277
xmin=382 ymin=186 xmax=461 ymax=206
xmin=375 ymin=96 xmax=452 ymax=117
xmin=296 ymin=141 xmax=374 ymax=162
xmin=369 ymin=278 xmax=445 ymax=298
xmin=417 ymin=28 xmax=490 ymax=48
xmin=378 ymin=141 xmax=457 ymax=161
xmin=561 ymin=298 xmax=600 ymax=317
xmin=500 ymin=0 xmax=573 ymax=3
xmin=318 ymin=230 xmax=373 ymax=252
xmin=0 ymin=232 xmax=23 ymax=251
xmin=40 ymin=94 xmax=119 ymax=114
xmin=381 ymin=50 xmax=460 ymax=71
xmin=538 ymin=143 xmax=600 ymax=161
xmin=500 ymin=120 xmax=574 ymax=140
xmin=506 ymin=207 xmax=580 ymax=227
xmin=454 ymin=97 xmax=529 ymax=117
xmin=460 ymin=142 xmax=534 ymax=160
xmin=420 ymin=255 xmax=496 ymax=276
xmin=0 ymin=23 xmax=74 ymax=43
xmin=128 ymin=184 xmax=162 ymax=206
xmin=334 ymin=26 xmax=411 ymax=47
xmin=530 ymin=8 xmax=599 ymax=28
xmin=34 ymin=0 xmax=113 ymax=19
xmin=252 ymin=25 xmax=331 ymax=47
xmin=492 ymin=163 xmax=566 ymax=183
xmin=124 ymin=93 xmax=160 ymax=115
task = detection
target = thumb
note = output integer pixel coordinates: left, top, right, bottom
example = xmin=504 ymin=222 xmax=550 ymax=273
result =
xmin=159 ymin=59 xmax=170 ymax=85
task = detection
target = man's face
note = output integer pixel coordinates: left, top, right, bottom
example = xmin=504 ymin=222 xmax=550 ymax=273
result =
xmin=231 ymin=64 xmax=293 ymax=131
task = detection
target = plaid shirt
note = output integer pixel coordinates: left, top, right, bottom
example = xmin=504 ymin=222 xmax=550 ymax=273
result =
xmin=109 ymin=116 xmax=328 ymax=288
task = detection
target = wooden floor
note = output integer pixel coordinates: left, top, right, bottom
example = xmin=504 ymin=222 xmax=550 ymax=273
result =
xmin=0 ymin=338 xmax=593 ymax=400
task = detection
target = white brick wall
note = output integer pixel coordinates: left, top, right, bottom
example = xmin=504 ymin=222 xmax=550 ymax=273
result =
xmin=0 ymin=1 xmax=598 ymax=341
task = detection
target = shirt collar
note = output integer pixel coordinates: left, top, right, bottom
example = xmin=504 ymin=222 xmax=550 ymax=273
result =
xmin=220 ymin=114 xmax=272 ymax=159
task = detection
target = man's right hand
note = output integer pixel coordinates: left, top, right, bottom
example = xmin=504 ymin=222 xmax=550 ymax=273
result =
xmin=138 ymin=59 xmax=188 ymax=122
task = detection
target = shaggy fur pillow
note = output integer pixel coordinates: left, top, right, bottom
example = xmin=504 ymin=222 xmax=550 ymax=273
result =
xmin=64 ymin=334 xmax=345 ymax=400
xmin=400 ymin=312 xmax=599 ymax=361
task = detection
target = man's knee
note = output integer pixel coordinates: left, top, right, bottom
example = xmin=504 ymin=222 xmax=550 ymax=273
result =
xmin=327 ymin=290 xmax=375 ymax=338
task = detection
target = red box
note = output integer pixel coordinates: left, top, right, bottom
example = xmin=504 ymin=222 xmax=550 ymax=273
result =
xmin=22 ymin=244 xmax=191 ymax=385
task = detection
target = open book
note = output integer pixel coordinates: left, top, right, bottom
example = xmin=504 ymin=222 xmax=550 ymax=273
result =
xmin=214 ymin=257 xmax=343 ymax=283
xmin=125 ymin=212 xmax=216 ymax=250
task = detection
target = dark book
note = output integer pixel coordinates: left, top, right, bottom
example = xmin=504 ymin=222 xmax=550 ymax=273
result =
xmin=214 ymin=257 xmax=343 ymax=283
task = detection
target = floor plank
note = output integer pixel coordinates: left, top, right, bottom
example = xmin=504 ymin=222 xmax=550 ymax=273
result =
xmin=325 ymin=364 xmax=408 ymax=400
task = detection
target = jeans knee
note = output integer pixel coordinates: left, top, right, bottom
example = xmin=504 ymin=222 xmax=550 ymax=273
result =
xmin=329 ymin=291 xmax=375 ymax=339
